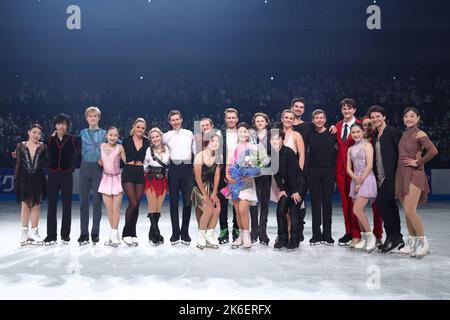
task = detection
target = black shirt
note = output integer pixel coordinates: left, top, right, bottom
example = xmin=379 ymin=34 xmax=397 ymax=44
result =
xmin=123 ymin=136 xmax=149 ymax=163
xmin=308 ymin=128 xmax=337 ymax=168
xmin=293 ymin=122 xmax=313 ymax=148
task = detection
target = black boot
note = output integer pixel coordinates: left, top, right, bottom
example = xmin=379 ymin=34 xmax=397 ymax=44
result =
xmin=148 ymin=213 xmax=157 ymax=244
xmin=155 ymin=212 xmax=164 ymax=245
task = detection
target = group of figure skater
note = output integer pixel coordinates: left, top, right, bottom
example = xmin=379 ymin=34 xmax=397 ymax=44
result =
xmin=13 ymin=98 xmax=438 ymax=258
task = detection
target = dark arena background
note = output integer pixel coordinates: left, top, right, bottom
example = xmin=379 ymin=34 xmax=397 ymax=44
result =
xmin=1 ymin=0 xmax=450 ymax=304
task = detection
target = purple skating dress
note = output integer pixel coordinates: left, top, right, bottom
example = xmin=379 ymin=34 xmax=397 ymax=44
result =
xmin=349 ymin=139 xmax=377 ymax=202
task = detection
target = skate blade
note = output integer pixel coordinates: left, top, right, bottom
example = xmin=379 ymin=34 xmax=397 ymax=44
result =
xmin=231 ymin=245 xmax=242 ymax=249
xmin=29 ymin=241 xmax=44 ymax=246
xmin=44 ymin=241 xmax=57 ymax=246
xmin=206 ymin=243 xmax=219 ymax=249
xmin=171 ymin=240 xmax=180 ymax=246
xmin=20 ymin=242 xmax=28 ymax=247
xmin=78 ymin=241 xmax=89 ymax=246
xmin=196 ymin=244 xmax=205 ymax=250
xmin=181 ymin=241 xmax=191 ymax=246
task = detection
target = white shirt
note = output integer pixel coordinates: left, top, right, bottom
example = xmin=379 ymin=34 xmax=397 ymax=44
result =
xmin=144 ymin=147 xmax=170 ymax=171
xmin=163 ymin=128 xmax=194 ymax=163
xmin=341 ymin=117 xmax=356 ymax=140
xmin=225 ymin=129 xmax=238 ymax=165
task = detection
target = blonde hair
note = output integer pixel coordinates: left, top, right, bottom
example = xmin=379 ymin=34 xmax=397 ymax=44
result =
xmin=84 ymin=106 xmax=101 ymax=118
xmin=130 ymin=118 xmax=147 ymax=136
xmin=148 ymin=127 xmax=166 ymax=153
xmin=224 ymin=108 xmax=238 ymax=117
xmin=281 ymin=109 xmax=295 ymax=120
xmin=312 ymin=109 xmax=326 ymax=119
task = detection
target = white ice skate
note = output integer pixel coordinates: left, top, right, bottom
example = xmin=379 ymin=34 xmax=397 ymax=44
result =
xmin=399 ymin=236 xmax=417 ymax=256
xmin=132 ymin=237 xmax=139 ymax=247
xmin=364 ymin=232 xmax=376 ymax=252
xmin=28 ymin=228 xmax=44 ymax=246
xmin=413 ymin=236 xmax=430 ymax=259
xmin=242 ymin=230 xmax=252 ymax=249
xmin=205 ymin=229 xmax=219 ymax=249
xmin=19 ymin=228 xmax=28 ymax=247
xmin=354 ymin=233 xmax=367 ymax=250
xmin=197 ymin=229 xmax=207 ymax=249
xmin=231 ymin=236 xmax=243 ymax=249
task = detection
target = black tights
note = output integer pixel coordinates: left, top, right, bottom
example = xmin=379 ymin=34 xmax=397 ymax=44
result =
xmin=122 ymin=183 xmax=144 ymax=237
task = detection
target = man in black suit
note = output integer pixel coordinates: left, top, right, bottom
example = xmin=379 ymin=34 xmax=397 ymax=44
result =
xmin=368 ymin=105 xmax=404 ymax=253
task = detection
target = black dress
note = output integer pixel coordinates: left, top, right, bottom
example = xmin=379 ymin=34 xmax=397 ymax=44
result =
xmin=14 ymin=142 xmax=47 ymax=207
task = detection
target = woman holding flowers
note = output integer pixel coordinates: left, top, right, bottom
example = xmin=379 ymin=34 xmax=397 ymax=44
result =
xmin=221 ymin=122 xmax=261 ymax=249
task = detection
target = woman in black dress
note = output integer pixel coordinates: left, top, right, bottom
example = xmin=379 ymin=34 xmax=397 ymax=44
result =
xmin=121 ymin=118 xmax=150 ymax=246
xmin=14 ymin=124 xmax=47 ymax=246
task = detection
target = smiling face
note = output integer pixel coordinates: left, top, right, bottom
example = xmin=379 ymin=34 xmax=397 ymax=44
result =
xmin=86 ymin=111 xmax=100 ymax=127
xmin=362 ymin=118 xmax=372 ymax=135
xmin=207 ymin=135 xmax=220 ymax=152
xmin=254 ymin=115 xmax=268 ymax=130
xmin=55 ymin=122 xmax=68 ymax=136
xmin=237 ymin=126 xmax=249 ymax=143
xmin=403 ymin=110 xmax=420 ymax=128
xmin=150 ymin=131 xmax=162 ymax=146
xmin=169 ymin=114 xmax=183 ymax=130
xmin=28 ymin=127 xmax=42 ymax=143
xmin=312 ymin=112 xmax=326 ymax=128
xmin=107 ymin=129 xmax=119 ymax=144
xmin=281 ymin=111 xmax=294 ymax=128
xmin=225 ymin=111 xmax=238 ymax=129
xmin=350 ymin=125 xmax=363 ymax=142
xmin=200 ymin=120 xmax=213 ymax=133
xmin=341 ymin=105 xmax=356 ymax=122
xmin=291 ymin=101 xmax=305 ymax=118
xmin=133 ymin=121 xmax=146 ymax=137
xmin=370 ymin=112 xmax=386 ymax=129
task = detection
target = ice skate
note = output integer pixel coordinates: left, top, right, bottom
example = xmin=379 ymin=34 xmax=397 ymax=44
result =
xmin=364 ymin=232 xmax=377 ymax=252
xmin=43 ymin=236 xmax=57 ymax=246
xmin=399 ymin=236 xmax=417 ymax=256
xmin=77 ymin=234 xmax=89 ymax=246
xmin=61 ymin=236 xmax=70 ymax=245
xmin=274 ymin=238 xmax=287 ymax=251
xmin=122 ymin=236 xmax=134 ymax=247
xmin=181 ymin=234 xmax=191 ymax=246
xmin=231 ymin=235 xmax=243 ymax=249
xmin=19 ymin=228 xmax=28 ymax=247
xmin=91 ymin=234 xmax=99 ymax=246
xmin=197 ymin=229 xmax=207 ymax=249
xmin=354 ymin=233 xmax=366 ymax=250
xmin=287 ymin=239 xmax=300 ymax=251
xmin=413 ymin=236 xmax=430 ymax=259
xmin=132 ymin=237 xmax=139 ymax=247
xmin=218 ymin=228 xmax=229 ymax=244
xmin=28 ymin=227 xmax=44 ymax=246
xmin=338 ymin=234 xmax=352 ymax=246
xmin=242 ymin=230 xmax=252 ymax=249
xmin=205 ymin=229 xmax=219 ymax=249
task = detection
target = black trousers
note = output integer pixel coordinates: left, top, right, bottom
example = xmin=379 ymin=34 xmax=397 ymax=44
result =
xmin=276 ymin=195 xmax=303 ymax=243
xmin=309 ymin=166 xmax=335 ymax=240
xmin=218 ymin=170 xmax=238 ymax=231
xmin=376 ymin=180 xmax=402 ymax=240
xmin=46 ymin=170 xmax=73 ymax=239
xmin=168 ymin=162 xmax=193 ymax=239
xmin=250 ymin=175 xmax=271 ymax=240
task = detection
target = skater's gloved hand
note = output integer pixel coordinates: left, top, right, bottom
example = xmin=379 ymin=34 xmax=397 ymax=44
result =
xmin=291 ymin=192 xmax=302 ymax=204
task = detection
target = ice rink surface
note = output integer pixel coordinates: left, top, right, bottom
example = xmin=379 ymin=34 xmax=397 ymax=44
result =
xmin=0 ymin=201 xmax=449 ymax=300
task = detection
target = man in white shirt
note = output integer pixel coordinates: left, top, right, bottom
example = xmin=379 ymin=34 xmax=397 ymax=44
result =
xmin=163 ymin=110 xmax=195 ymax=245
xmin=217 ymin=108 xmax=240 ymax=244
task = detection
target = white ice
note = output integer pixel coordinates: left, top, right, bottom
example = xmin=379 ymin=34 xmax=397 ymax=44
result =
xmin=0 ymin=201 xmax=450 ymax=300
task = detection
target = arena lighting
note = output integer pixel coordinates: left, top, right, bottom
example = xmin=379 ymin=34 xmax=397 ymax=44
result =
xmin=270 ymin=76 xmax=274 ymax=80
xmin=139 ymin=75 xmax=144 ymax=80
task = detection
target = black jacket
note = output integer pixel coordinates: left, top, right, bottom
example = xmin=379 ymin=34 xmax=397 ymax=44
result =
xmin=373 ymin=125 xmax=402 ymax=188
xmin=274 ymin=145 xmax=307 ymax=196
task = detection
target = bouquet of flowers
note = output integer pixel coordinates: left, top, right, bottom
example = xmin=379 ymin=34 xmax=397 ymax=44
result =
xmin=220 ymin=146 xmax=270 ymax=200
